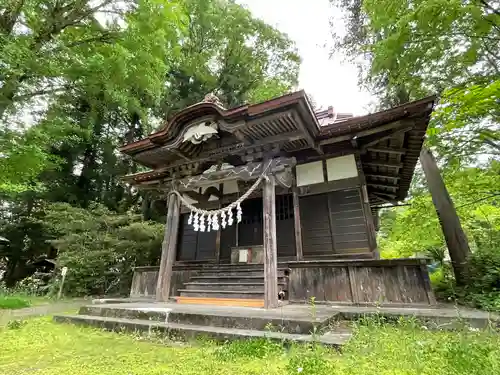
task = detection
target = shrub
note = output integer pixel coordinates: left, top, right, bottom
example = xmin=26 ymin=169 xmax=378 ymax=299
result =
xmin=45 ymin=203 xmax=164 ymax=296
xmin=431 ymin=246 xmax=500 ymax=312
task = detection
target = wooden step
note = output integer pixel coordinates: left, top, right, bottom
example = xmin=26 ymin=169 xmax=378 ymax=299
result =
xmin=175 ymin=296 xmax=265 ymax=308
xmin=178 ymin=289 xmax=264 ymax=299
xmin=184 ymin=282 xmax=286 ymax=291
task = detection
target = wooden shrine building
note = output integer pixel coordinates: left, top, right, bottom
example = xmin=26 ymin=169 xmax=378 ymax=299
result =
xmin=120 ymin=91 xmax=437 ymax=308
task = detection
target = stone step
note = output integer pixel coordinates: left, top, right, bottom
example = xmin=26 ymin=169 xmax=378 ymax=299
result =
xmin=52 ymin=314 xmax=351 ymax=346
xmin=178 ymin=289 xmax=264 ymax=299
xmin=184 ymin=282 xmax=286 ymax=291
xmin=79 ymin=305 xmax=334 ymax=334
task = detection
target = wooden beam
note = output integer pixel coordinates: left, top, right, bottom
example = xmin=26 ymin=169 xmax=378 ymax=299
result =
xmin=155 ymin=192 xmax=181 ymax=302
xmin=215 ymin=183 xmax=223 ymax=264
xmin=371 ymin=191 xmax=397 ymax=199
xmin=362 ymin=160 xmax=404 ymax=168
xmin=365 ymin=173 xmax=401 ymax=180
xmin=291 ymin=111 xmax=323 ymax=155
xmin=176 ymin=157 xmax=296 ymax=190
xmin=354 ymin=153 xmax=378 ymax=258
xmin=263 ymin=175 xmax=278 ymax=309
xmin=170 ymin=149 xmax=191 ymax=161
xmin=420 ymin=147 xmax=470 ymax=284
xmin=233 ymin=130 xmax=252 ymax=145
xmin=292 ymin=172 xmax=303 ymax=261
xmin=366 ymin=147 xmax=407 ymax=155
xmin=319 ymin=120 xmax=412 ymax=146
xmin=360 ymin=126 xmax=412 ymax=149
xmin=367 ymin=183 xmax=399 ymax=191
xmin=297 ymin=177 xmax=360 ymax=197
xmin=370 ymin=193 xmax=394 ymax=204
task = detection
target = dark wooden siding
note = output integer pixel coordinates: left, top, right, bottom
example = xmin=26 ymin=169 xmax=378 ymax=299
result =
xmin=177 ymin=214 xmax=197 ymax=261
xmin=300 ymin=189 xmax=370 ymax=257
xmin=176 ymin=213 xmax=217 ymax=261
xmin=328 ymin=189 xmax=370 ymax=253
xmin=276 ymin=194 xmax=295 ymax=257
xmin=220 ymin=224 xmax=236 ymax=262
xmin=300 ymin=194 xmax=334 ymax=255
xmin=196 ymin=230 xmax=217 ymax=260
xmin=238 ymin=197 xmax=263 ymax=246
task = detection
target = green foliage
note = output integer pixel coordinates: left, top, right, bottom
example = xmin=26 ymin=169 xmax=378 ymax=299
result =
xmin=44 ymin=203 xmax=164 ymax=296
xmin=0 ymin=0 xmax=300 ymax=289
xmin=1 ymin=318 xmax=500 ymax=374
xmin=379 ymin=161 xmax=500 ymax=259
xmin=331 ymin=0 xmax=499 ymax=160
xmin=0 ymin=295 xmax=31 ymax=309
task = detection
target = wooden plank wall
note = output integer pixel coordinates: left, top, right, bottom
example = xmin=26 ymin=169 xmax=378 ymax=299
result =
xmin=288 ymin=260 xmax=435 ymax=305
xmin=176 ymin=213 xmax=217 ymax=261
xmin=130 ymin=266 xmax=199 ymax=298
xmin=328 ymin=189 xmax=370 ymax=253
xmin=300 ymin=188 xmax=370 ymax=257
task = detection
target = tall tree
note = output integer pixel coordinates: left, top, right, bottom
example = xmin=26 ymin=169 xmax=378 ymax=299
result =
xmin=330 ymin=0 xmax=499 ymax=161
xmin=329 ymin=0 xmax=499 ymax=281
xmin=0 ymin=0 xmax=301 ymax=286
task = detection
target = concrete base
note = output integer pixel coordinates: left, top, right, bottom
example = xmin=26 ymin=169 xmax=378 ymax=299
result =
xmin=53 ymin=301 xmax=500 ymax=347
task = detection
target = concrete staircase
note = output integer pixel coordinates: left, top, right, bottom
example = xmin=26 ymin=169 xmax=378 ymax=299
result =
xmin=175 ymin=265 xmax=289 ymax=307
xmin=53 ymin=302 xmax=351 ymax=346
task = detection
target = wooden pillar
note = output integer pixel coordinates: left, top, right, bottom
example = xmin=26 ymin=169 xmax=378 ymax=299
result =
xmin=263 ymin=175 xmax=278 ymax=309
xmin=292 ymin=171 xmax=303 ymax=261
xmin=214 ymin=183 xmax=223 ymax=264
xmin=354 ymin=153 xmax=378 ymax=257
xmin=156 ymin=192 xmax=181 ymax=302
xmin=360 ymin=184 xmax=379 ymax=258
xmin=420 ymin=147 xmax=470 ymax=284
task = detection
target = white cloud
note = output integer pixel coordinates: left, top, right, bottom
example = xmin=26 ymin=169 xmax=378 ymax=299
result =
xmin=237 ymin=0 xmax=373 ymax=115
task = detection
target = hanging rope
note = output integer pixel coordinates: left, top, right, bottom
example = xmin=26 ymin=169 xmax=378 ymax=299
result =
xmin=170 ymin=159 xmax=273 ymax=232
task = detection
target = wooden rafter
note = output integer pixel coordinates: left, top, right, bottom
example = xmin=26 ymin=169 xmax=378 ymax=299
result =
xmin=291 ymin=111 xmax=323 ymax=155
xmin=360 ymin=126 xmax=412 ymax=149
xmin=366 ymin=147 xmax=407 ymax=155
xmin=319 ymin=120 xmax=412 ymax=146
xmin=371 ymin=191 xmax=397 ymax=199
xmin=363 ymin=160 xmax=404 ymax=168
xmin=365 ymin=173 xmax=401 ymax=180
xmin=170 ymin=149 xmax=191 ymax=161
xmin=367 ymin=183 xmax=399 ymax=191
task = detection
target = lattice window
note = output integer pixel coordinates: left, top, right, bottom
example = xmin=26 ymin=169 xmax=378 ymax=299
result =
xmin=276 ymin=194 xmax=294 ymax=220
xmin=241 ymin=198 xmax=262 ymax=224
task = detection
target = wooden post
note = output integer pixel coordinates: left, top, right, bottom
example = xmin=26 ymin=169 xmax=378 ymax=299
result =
xmin=420 ymin=147 xmax=470 ymax=284
xmin=215 ymin=183 xmax=223 ymax=264
xmin=292 ymin=169 xmax=303 ymax=261
xmin=57 ymin=267 xmax=68 ymax=300
xmin=360 ymin=185 xmax=379 ymax=258
xmin=355 ymin=153 xmax=378 ymax=257
xmin=156 ymin=192 xmax=181 ymax=302
xmin=263 ymin=175 xmax=278 ymax=309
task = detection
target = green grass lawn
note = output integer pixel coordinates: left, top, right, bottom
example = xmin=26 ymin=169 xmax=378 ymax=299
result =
xmin=0 ymin=295 xmax=32 ymax=309
xmin=0 ymin=294 xmax=57 ymax=310
xmin=0 ymin=318 xmax=499 ymax=375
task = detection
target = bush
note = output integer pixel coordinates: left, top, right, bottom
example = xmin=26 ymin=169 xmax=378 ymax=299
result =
xmin=460 ymin=245 xmax=500 ymax=311
xmin=431 ymin=246 xmax=500 ymax=312
xmin=45 ymin=203 xmax=164 ymax=296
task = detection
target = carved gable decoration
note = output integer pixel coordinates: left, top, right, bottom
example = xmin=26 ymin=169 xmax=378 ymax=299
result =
xmin=182 ymin=121 xmax=219 ymax=144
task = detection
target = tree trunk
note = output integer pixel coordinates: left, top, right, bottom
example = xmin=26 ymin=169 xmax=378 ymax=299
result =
xmin=420 ymin=147 xmax=471 ymax=284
